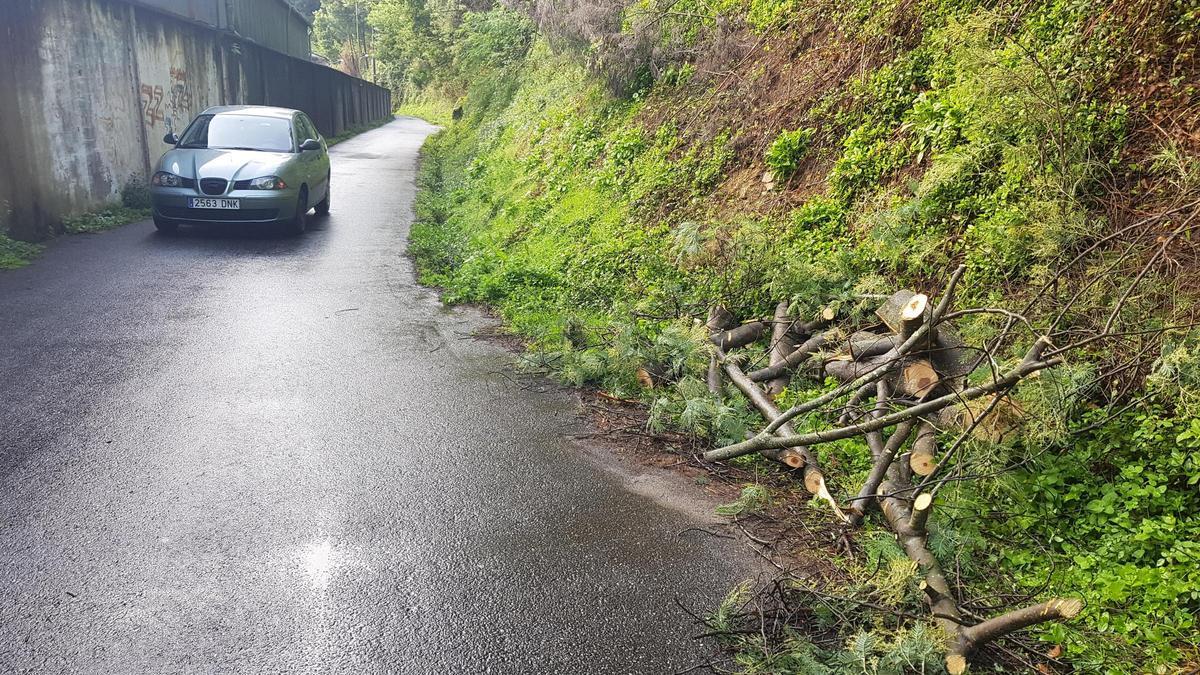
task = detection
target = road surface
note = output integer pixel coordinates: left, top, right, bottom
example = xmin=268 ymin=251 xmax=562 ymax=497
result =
xmin=0 ymin=118 xmax=752 ymax=673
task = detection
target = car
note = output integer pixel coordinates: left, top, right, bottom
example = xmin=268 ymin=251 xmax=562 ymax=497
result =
xmin=149 ymin=105 xmax=331 ymax=235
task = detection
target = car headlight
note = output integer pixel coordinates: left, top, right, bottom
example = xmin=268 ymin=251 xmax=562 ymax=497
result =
xmin=152 ymin=171 xmax=183 ymax=187
xmin=247 ymin=176 xmax=288 ymax=190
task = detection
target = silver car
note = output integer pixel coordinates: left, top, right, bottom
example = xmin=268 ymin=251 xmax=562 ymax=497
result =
xmin=150 ymin=106 xmax=331 ymax=235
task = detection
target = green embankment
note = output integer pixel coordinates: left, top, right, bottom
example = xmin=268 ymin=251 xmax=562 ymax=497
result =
xmin=405 ymin=0 xmax=1199 ymax=670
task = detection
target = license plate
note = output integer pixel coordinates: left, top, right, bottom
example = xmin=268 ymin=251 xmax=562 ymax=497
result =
xmin=188 ymin=197 xmax=240 ymax=209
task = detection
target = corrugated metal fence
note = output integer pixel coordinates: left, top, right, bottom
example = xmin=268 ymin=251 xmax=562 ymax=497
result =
xmin=128 ymin=0 xmax=313 ymax=59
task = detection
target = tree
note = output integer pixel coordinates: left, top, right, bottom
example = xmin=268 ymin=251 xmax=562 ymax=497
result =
xmin=312 ymin=0 xmax=378 ymax=78
xmin=368 ymin=0 xmax=458 ymax=97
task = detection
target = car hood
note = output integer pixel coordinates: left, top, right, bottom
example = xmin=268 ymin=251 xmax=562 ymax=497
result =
xmin=158 ymin=148 xmax=293 ymax=181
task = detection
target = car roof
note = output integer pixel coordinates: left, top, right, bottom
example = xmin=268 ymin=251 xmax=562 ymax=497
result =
xmin=200 ymin=105 xmax=299 ymax=120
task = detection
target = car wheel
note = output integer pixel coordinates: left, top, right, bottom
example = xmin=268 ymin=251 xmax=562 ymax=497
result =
xmin=315 ymin=178 xmax=331 ymax=216
xmin=284 ymin=191 xmax=308 ymax=235
xmin=153 ymin=215 xmax=178 ymax=233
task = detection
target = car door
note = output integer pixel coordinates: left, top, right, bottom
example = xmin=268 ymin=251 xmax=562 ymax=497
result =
xmin=301 ymin=114 xmax=330 ymax=200
xmin=302 ymin=112 xmax=331 ymax=200
xmin=293 ymin=114 xmax=320 ymax=204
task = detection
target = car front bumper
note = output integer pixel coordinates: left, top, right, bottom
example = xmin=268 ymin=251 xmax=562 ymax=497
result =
xmin=151 ymin=187 xmax=299 ymax=224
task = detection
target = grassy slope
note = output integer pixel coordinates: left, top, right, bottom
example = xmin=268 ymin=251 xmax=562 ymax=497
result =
xmin=411 ymin=0 xmax=1199 ymax=670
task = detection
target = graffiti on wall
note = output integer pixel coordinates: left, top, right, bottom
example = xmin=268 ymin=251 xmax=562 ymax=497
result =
xmin=140 ymin=84 xmax=164 ymax=126
xmin=140 ymin=67 xmax=193 ymax=133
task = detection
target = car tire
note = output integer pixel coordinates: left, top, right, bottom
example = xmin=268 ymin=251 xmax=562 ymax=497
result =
xmin=284 ymin=192 xmax=307 ymax=236
xmin=315 ymin=178 xmax=330 ymax=216
xmin=154 ymin=215 xmax=178 ymax=234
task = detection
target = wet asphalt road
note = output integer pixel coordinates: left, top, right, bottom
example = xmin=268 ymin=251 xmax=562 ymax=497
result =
xmin=0 ymin=118 xmax=753 ymax=674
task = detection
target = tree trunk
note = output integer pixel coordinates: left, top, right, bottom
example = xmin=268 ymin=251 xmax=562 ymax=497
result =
xmin=876 ymin=289 xmax=918 ymax=334
xmin=711 ymin=320 xmax=769 ymax=350
xmin=847 ymin=421 xmax=915 ymax=526
xmin=945 ymin=598 xmax=1083 ymax=674
xmin=766 ymin=300 xmax=797 ymax=396
xmin=706 ymin=306 xmax=734 ymax=394
xmin=909 ymin=421 xmax=938 ymax=476
xmin=747 ymin=332 xmax=828 ymax=382
xmin=899 ymin=359 xmax=940 ymax=398
xmin=842 ymin=331 xmax=898 ymax=360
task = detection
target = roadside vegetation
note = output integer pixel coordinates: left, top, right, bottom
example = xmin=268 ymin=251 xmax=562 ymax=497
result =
xmin=0 ymin=233 xmax=42 ymax=269
xmin=326 ymin=116 xmax=396 ymax=146
xmin=0 ymin=175 xmax=152 ymax=267
xmin=61 ymin=207 xmax=151 ymax=235
xmin=395 ymin=98 xmax=458 ymax=126
xmin=361 ymin=0 xmax=1199 ymax=670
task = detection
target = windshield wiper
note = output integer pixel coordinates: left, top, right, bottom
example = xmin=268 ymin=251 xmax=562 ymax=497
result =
xmin=214 ymin=146 xmax=265 ymax=152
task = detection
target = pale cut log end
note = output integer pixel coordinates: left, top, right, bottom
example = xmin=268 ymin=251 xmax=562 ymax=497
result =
xmin=909 ymin=492 xmax=933 ymax=532
xmin=1050 ymin=597 xmax=1083 ymax=620
xmin=945 ymin=654 xmax=968 ymax=675
xmin=782 ymin=449 xmax=806 ymax=469
xmin=910 ymin=450 xmax=937 ymax=476
xmin=901 ymin=360 xmax=940 ymax=398
xmin=636 ymin=368 xmax=656 ymax=389
xmin=901 ymin=293 xmax=929 ymax=321
xmin=803 ymin=471 xmax=851 ymax=522
xmin=821 ymin=305 xmax=837 ymax=321
xmin=913 ymin=492 xmax=933 ymax=511
xmin=804 ymin=469 xmax=825 ymax=495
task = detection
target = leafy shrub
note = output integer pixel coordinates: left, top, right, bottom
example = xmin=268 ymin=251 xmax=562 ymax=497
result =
xmin=121 ymin=174 xmax=152 ymax=209
xmin=745 ymin=0 xmax=797 ymax=31
xmin=764 ymin=127 xmax=814 ymax=181
xmin=455 ymin=8 xmax=535 ymax=75
xmin=0 ymin=232 xmax=41 ymax=269
xmin=62 ymin=206 xmax=149 ymax=234
xmin=828 ymin=122 xmax=913 ymax=201
xmin=648 ymin=377 xmax=754 ymax=446
xmin=992 ymin=406 xmax=1200 ymax=666
xmin=715 ymin=484 xmax=771 ymax=516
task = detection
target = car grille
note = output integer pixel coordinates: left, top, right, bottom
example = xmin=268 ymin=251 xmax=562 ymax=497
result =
xmin=199 ymin=178 xmax=228 ymax=195
xmin=161 ymin=207 xmax=279 ymax=222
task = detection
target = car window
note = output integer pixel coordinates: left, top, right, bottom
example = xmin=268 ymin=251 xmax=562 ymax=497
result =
xmin=177 ymin=114 xmax=294 ymax=153
xmin=298 ymin=114 xmax=318 ymax=142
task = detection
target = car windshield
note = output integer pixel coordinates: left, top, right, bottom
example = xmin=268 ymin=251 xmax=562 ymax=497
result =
xmin=177 ymin=114 xmax=294 ymax=152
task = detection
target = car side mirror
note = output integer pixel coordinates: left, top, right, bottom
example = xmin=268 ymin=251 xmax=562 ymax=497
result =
xmin=163 ymin=133 xmax=178 ymax=145
xmin=300 ymin=138 xmax=321 ymax=151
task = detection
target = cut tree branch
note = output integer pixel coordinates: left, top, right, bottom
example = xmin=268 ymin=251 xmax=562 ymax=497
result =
xmin=716 ymin=347 xmax=848 ymax=521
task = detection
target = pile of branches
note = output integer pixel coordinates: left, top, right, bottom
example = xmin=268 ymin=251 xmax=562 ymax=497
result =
xmin=693 ymin=266 xmax=1088 ymax=674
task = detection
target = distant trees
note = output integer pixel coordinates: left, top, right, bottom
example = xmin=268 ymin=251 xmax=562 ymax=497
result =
xmin=312 ymin=0 xmax=535 ymax=101
xmin=312 ymin=0 xmax=379 ymax=79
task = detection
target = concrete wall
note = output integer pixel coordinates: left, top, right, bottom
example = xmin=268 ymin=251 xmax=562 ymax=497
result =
xmin=0 ymin=0 xmax=391 ymax=240
xmin=126 ymin=0 xmax=313 ymax=60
